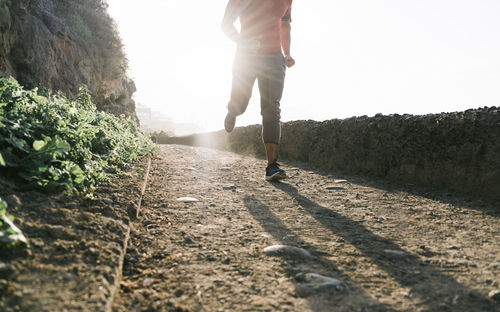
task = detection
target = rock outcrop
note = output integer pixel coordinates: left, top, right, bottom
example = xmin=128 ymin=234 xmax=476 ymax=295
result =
xmin=0 ymin=0 xmax=135 ymax=116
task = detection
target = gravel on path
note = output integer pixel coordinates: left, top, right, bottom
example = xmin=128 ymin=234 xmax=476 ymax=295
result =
xmin=113 ymin=145 xmax=500 ymax=312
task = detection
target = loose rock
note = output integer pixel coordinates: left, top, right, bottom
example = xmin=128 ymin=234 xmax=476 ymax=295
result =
xmin=0 ymin=262 xmax=14 ymax=279
xmin=263 ymin=245 xmax=311 ymax=259
xmin=325 ymin=186 xmax=345 ymax=191
xmin=295 ymin=273 xmax=342 ymax=297
xmin=177 ymin=197 xmax=199 ymax=202
xmin=384 ymin=249 xmax=408 ymax=259
xmin=488 ymin=289 xmax=500 ymax=301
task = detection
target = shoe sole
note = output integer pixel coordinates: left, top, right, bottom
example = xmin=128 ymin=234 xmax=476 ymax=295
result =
xmin=265 ymin=172 xmax=287 ymax=181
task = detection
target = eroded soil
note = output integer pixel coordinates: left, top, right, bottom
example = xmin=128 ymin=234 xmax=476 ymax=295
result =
xmin=112 ymin=145 xmax=499 ymax=312
xmin=0 ymin=159 xmax=148 ymax=311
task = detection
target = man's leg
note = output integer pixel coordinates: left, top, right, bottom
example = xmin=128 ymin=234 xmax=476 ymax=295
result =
xmin=258 ymin=54 xmax=286 ymax=156
xmin=225 ymin=54 xmax=256 ymax=132
xmin=258 ymin=54 xmax=287 ymax=180
xmin=264 ymin=143 xmax=278 ymax=166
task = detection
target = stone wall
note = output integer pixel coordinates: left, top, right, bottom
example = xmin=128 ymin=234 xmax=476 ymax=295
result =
xmin=167 ymin=107 xmax=500 ymax=201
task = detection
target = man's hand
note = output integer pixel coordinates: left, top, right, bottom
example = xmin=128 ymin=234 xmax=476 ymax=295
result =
xmin=238 ymin=36 xmax=261 ymax=54
xmin=285 ymin=55 xmax=295 ymax=68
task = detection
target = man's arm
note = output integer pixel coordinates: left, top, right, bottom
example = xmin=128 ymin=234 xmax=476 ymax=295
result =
xmin=280 ymin=20 xmax=295 ymax=67
xmin=221 ymin=0 xmax=260 ymax=53
xmin=221 ymin=0 xmax=242 ymax=43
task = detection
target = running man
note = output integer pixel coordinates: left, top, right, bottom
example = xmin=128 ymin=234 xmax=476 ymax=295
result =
xmin=222 ymin=0 xmax=295 ymax=181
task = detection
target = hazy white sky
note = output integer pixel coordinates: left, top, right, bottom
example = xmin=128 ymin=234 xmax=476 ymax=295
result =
xmin=107 ymin=0 xmax=500 ymax=133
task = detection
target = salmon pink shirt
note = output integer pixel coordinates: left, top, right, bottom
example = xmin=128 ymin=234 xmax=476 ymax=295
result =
xmin=239 ymin=0 xmax=292 ymax=54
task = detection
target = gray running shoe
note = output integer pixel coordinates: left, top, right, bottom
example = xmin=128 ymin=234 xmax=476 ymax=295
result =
xmin=265 ymin=161 xmax=287 ymax=181
xmin=224 ymin=112 xmax=236 ymax=133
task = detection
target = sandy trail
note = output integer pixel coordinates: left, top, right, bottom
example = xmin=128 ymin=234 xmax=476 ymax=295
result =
xmin=113 ymin=144 xmax=499 ymax=312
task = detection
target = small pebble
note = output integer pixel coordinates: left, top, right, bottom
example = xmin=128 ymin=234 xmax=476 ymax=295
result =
xmin=326 ymin=186 xmax=345 ymax=191
xmin=336 ymin=238 xmax=345 ymax=243
xmin=102 ymin=198 xmax=113 ymax=205
xmin=219 ymin=167 xmax=231 ymax=171
xmin=177 ymin=197 xmax=199 ymax=202
xmin=183 ymin=235 xmax=194 ymax=244
xmin=263 ymin=245 xmax=311 ymax=258
xmin=300 ymin=273 xmax=342 ymax=285
xmin=174 ymin=289 xmax=184 ymax=297
xmin=384 ymin=249 xmax=408 ymax=259
xmin=143 ymin=278 xmax=154 ymax=287
xmin=295 ymin=273 xmax=342 ymax=297
xmin=63 ymin=273 xmax=77 ymax=282
xmin=488 ymin=289 xmax=500 ymax=301
xmin=334 ymin=179 xmax=348 ymax=184
xmin=0 ymin=263 xmax=14 ymax=279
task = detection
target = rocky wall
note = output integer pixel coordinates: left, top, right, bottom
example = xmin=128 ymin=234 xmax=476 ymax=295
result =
xmin=167 ymin=107 xmax=500 ymax=201
xmin=0 ymin=0 xmax=136 ymax=116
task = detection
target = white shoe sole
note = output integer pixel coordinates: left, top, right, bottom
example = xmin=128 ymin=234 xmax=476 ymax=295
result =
xmin=265 ymin=172 xmax=287 ymax=181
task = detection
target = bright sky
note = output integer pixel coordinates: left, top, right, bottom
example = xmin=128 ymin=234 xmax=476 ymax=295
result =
xmin=107 ymin=0 xmax=500 ymax=133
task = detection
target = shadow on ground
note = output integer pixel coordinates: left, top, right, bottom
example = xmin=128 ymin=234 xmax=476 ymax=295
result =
xmin=267 ymin=182 xmax=497 ymax=312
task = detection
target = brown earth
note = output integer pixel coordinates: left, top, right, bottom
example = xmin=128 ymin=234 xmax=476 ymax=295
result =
xmin=114 ymin=145 xmax=499 ymax=312
xmin=1 ymin=145 xmax=500 ymax=311
xmin=0 ymin=159 xmax=148 ymax=311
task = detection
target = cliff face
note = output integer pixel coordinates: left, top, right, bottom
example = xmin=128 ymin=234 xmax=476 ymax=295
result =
xmin=0 ymin=0 xmax=136 ymax=116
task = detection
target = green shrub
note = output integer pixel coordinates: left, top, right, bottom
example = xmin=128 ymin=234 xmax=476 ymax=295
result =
xmin=0 ymin=77 xmax=156 ymax=194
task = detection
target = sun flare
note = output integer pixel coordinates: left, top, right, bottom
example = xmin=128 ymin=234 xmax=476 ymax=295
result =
xmin=108 ymin=0 xmax=500 ymax=135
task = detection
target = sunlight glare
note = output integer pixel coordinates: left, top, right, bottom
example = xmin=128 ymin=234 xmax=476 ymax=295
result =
xmin=108 ymin=0 xmax=500 ymax=134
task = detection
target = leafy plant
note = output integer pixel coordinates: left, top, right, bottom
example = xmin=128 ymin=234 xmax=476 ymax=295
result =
xmin=0 ymin=77 xmax=156 ymax=194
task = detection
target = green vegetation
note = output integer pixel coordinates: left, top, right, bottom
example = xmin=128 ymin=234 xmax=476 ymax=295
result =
xmin=0 ymin=77 xmax=156 ymax=194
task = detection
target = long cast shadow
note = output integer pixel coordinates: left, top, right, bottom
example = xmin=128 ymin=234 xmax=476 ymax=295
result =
xmin=244 ymin=195 xmax=396 ymax=312
xmin=272 ymin=182 xmax=496 ymax=312
xmin=285 ymin=160 xmax=500 ymax=217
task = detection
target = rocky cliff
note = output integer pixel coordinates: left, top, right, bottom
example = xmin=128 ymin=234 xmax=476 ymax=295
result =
xmin=0 ymin=0 xmax=135 ymax=116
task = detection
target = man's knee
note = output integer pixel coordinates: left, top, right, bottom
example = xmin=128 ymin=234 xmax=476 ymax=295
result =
xmin=228 ymin=99 xmax=249 ymax=116
xmin=261 ymin=104 xmax=281 ymax=123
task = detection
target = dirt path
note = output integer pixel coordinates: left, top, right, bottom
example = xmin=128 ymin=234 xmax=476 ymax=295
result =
xmin=112 ymin=145 xmax=499 ymax=312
